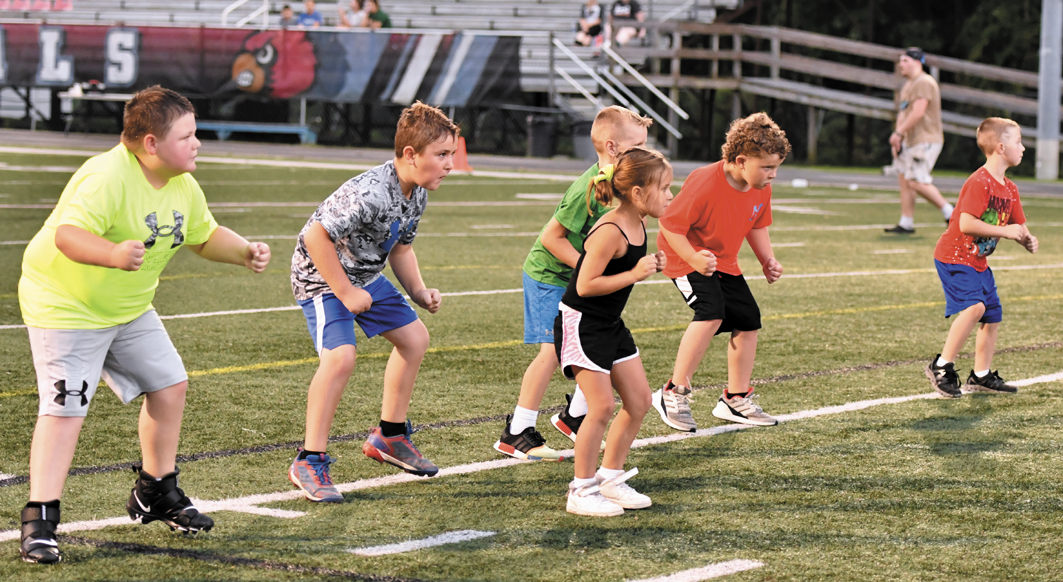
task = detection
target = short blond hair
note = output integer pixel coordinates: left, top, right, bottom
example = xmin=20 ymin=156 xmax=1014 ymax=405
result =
xmin=976 ymin=117 xmax=1021 ymax=157
xmin=721 ymin=112 xmax=791 ymax=163
xmin=590 ymin=106 xmax=652 ymax=154
xmin=394 ymin=101 xmax=460 ymax=157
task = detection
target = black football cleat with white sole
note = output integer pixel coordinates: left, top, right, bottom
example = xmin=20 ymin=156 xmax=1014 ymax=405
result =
xmin=127 ymin=464 xmax=214 ymax=534
xmin=20 ymin=501 xmax=61 ymax=564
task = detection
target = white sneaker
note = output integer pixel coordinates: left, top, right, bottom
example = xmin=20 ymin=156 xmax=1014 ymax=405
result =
xmin=712 ymin=392 xmax=778 ymax=426
xmin=567 ymin=481 xmax=624 ymax=517
xmin=652 ymin=384 xmax=697 ymax=432
xmin=597 ymin=468 xmax=651 ymax=509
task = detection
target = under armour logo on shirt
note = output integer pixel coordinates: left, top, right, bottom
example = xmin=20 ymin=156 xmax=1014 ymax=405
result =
xmin=54 ymin=380 xmax=88 ymax=407
xmin=749 ymin=204 xmax=764 ymax=221
xmin=144 ymin=210 xmax=185 ymax=249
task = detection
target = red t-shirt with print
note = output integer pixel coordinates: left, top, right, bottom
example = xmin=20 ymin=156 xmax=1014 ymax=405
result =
xmin=657 ymin=161 xmax=772 ymax=278
xmin=934 ymin=167 xmax=1025 ymax=272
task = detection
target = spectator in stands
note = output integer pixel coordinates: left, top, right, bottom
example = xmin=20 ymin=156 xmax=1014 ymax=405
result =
xmin=280 ymin=4 xmax=296 ymax=27
xmin=363 ymin=0 xmax=392 ymax=29
xmin=575 ymin=0 xmax=603 ymax=47
xmin=296 ymin=0 xmax=323 ymax=28
xmin=338 ymin=0 xmax=366 ymax=28
xmin=608 ymin=0 xmax=644 ymax=47
xmin=885 ymin=47 xmax=953 ymax=234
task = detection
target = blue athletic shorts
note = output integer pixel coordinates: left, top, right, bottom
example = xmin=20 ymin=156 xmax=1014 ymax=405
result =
xmin=298 ymin=276 xmax=419 ymax=352
xmin=935 ymin=259 xmax=1002 ymax=324
xmin=523 ymin=271 xmax=566 ymax=344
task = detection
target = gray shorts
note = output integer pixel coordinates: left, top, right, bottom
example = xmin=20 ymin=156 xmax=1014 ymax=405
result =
xmin=28 ymin=310 xmax=188 ymax=417
xmin=892 ymin=142 xmax=942 ymax=184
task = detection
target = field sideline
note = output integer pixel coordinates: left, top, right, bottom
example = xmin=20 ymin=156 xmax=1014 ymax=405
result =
xmin=1 ymin=144 xmax=1062 ymax=581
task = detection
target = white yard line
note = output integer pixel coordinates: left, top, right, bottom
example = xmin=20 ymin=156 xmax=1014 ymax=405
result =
xmin=2 ymin=264 xmax=1061 ymax=331
xmin=626 ymin=559 xmax=766 ymax=582
xmin=347 ymin=530 xmax=495 ymax=556
xmin=3 ymin=373 xmax=1061 ymax=543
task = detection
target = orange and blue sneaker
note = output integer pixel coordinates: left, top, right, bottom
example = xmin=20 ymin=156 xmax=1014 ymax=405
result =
xmin=362 ymin=422 xmax=439 ymax=477
xmin=288 ymin=450 xmax=344 ymax=503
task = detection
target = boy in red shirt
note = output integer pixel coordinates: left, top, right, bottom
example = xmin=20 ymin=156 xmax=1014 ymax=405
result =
xmin=925 ymin=117 xmax=1038 ymax=397
xmin=653 ymin=113 xmax=790 ymax=431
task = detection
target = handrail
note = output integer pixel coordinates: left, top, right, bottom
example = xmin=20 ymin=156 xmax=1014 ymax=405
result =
xmin=602 ymin=44 xmax=689 ymax=120
xmin=222 ymin=0 xmax=268 ymax=27
xmin=554 ymin=66 xmax=604 ymax=110
xmin=657 ymin=0 xmax=695 ymax=23
xmin=552 ymin=37 xmax=637 ymax=112
xmin=599 ymin=68 xmax=682 ymax=138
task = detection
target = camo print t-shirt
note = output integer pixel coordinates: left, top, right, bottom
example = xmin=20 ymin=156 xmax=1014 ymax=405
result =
xmin=291 ymin=160 xmax=427 ymax=300
xmin=934 ymin=167 xmax=1025 ymax=272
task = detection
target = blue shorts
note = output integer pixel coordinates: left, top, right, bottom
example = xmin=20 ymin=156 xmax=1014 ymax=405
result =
xmin=935 ymin=260 xmax=1002 ymax=324
xmin=523 ymin=272 xmax=566 ymax=344
xmin=298 ymin=276 xmax=419 ymax=352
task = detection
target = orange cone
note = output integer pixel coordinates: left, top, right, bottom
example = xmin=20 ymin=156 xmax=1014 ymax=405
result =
xmin=453 ymin=136 xmax=474 ymax=173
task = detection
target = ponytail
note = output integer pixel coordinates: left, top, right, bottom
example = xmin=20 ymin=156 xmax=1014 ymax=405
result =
xmin=587 ymin=164 xmax=618 ymax=214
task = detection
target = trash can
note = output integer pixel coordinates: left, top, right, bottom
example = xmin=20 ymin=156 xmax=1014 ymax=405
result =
xmin=527 ymin=115 xmax=558 ymax=158
xmin=571 ymin=120 xmax=595 ymax=161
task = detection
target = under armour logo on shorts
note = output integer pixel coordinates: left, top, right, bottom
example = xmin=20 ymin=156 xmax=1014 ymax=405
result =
xmin=54 ymin=380 xmax=89 ymax=407
xmin=143 ymin=210 xmax=185 ymax=249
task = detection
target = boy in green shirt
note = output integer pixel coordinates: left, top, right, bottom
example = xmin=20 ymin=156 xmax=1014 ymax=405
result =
xmin=493 ymin=106 xmax=652 ymax=461
xmin=17 ymin=86 xmax=271 ymax=564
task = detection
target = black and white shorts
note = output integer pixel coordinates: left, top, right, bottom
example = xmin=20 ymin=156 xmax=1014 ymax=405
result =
xmin=672 ymin=271 xmax=762 ymax=335
xmin=553 ymin=303 xmax=639 ymax=380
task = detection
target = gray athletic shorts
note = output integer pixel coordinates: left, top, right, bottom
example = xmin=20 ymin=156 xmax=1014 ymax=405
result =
xmin=28 ymin=310 xmax=188 ymax=417
xmin=892 ymin=142 xmax=942 ymax=184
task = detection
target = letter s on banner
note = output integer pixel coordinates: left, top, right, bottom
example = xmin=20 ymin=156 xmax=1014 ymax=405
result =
xmin=37 ymin=27 xmax=74 ymax=86
xmin=105 ymin=28 xmax=139 ymax=87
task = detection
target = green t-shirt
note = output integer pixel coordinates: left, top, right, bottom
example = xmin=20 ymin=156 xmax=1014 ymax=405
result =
xmin=370 ymin=10 xmax=391 ymax=28
xmin=19 ymin=144 xmax=218 ymax=329
xmin=522 ymin=163 xmax=609 ymax=288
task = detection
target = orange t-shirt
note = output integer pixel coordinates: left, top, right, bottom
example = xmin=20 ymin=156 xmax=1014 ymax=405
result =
xmin=657 ymin=161 xmax=772 ymax=278
xmin=934 ymin=167 xmax=1025 ymax=272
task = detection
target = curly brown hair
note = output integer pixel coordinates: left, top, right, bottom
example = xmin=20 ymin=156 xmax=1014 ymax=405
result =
xmin=720 ymin=112 xmax=791 ymax=164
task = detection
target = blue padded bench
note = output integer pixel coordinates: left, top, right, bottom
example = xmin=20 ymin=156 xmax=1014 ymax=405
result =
xmin=196 ymin=121 xmax=317 ymax=145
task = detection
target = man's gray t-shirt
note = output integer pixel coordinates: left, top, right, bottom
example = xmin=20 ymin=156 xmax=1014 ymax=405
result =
xmin=291 ymin=160 xmax=427 ymax=300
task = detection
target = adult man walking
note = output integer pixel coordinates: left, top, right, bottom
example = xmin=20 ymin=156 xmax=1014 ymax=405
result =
xmin=885 ymin=47 xmax=954 ymax=234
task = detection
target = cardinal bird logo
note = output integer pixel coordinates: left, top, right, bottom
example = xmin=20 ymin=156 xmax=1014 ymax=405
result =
xmin=231 ymin=30 xmax=317 ymax=98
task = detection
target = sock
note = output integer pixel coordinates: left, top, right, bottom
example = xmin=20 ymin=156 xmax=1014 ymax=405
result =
xmin=664 ymin=379 xmax=677 ymax=391
xmin=975 ymin=369 xmax=990 ymax=378
xmin=898 ymin=216 xmax=915 ymax=229
xmin=379 ymin=420 xmax=406 ymax=438
xmin=941 ymin=203 xmax=954 ymax=220
xmin=596 ymin=467 xmax=624 ymax=481
xmin=569 ymin=385 xmax=590 ymax=417
xmin=510 ymin=406 xmax=538 ymax=434
xmin=570 ymin=476 xmax=596 ymax=489
xmin=297 ymin=449 xmax=325 ymax=460
xmin=724 ymin=388 xmax=751 ymax=399
xmin=936 ymin=356 xmax=950 ymax=367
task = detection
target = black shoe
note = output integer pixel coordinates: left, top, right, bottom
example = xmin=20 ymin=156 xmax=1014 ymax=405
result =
xmin=127 ymin=465 xmax=214 ymax=534
xmin=493 ymin=415 xmax=565 ymax=461
xmin=20 ymin=502 xmax=61 ymax=564
xmin=962 ymin=370 xmax=1018 ymax=394
xmin=925 ymin=355 xmax=961 ymax=398
xmin=884 ymin=224 xmax=915 ymax=234
xmin=549 ymin=394 xmax=584 ymax=444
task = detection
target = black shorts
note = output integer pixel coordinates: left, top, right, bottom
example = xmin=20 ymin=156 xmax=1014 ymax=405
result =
xmin=672 ymin=271 xmax=761 ymax=335
xmin=554 ymin=304 xmax=639 ymax=380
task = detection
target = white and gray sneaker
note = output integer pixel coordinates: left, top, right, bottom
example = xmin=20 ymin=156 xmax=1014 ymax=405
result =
xmin=567 ymin=481 xmax=625 ymax=517
xmin=652 ymin=382 xmax=697 ymax=432
xmin=712 ymin=391 xmax=778 ymax=426
xmin=597 ymin=468 xmax=651 ymax=509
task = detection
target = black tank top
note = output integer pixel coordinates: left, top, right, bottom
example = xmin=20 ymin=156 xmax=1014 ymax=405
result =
xmin=561 ymin=222 xmax=647 ymax=320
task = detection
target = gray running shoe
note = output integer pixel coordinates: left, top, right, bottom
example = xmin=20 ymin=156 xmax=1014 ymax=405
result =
xmin=712 ymin=392 xmax=778 ymax=426
xmin=652 ymin=382 xmax=697 ymax=432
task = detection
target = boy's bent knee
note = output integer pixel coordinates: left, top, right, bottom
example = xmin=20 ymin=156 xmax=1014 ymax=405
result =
xmin=320 ymin=345 xmax=358 ymax=375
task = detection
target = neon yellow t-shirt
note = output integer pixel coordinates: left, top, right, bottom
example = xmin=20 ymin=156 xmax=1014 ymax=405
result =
xmin=19 ymin=144 xmax=218 ymax=329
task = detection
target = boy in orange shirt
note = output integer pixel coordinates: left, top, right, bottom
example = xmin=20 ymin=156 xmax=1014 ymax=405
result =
xmin=653 ymin=113 xmax=790 ymax=431
xmin=925 ymin=117 xmax=1037 ymax=397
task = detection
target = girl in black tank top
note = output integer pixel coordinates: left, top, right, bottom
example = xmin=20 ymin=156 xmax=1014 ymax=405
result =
xmin=553 ymin=147 xmax=675 ymax=517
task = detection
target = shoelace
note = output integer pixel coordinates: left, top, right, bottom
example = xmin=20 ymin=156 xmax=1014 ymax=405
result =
xmin=306 ymin=455 xmax=334 ymax=485
xmin=526 ymin=428 xmax=547 ymax=447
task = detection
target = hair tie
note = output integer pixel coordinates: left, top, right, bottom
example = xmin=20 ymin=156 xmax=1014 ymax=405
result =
xmin=593 ymin=164 xmax=615 ymax=185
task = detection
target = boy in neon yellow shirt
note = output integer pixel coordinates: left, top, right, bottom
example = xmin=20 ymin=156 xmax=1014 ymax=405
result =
xmin=17 ymin=86 xmax=271 ymax=565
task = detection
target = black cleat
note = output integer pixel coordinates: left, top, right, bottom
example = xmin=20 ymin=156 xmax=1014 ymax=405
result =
xmin=20 ymin=501 xmax=61 ymax=564
xmin=925 ymin=355 xmax=961 ymax=398
xmin=962 ymin=370 xmax=1018 ymax=394
xmin=127 ymin=464 xmax=214 ymax=534
xmin=884 ymin=224 xmax=915 ymax=234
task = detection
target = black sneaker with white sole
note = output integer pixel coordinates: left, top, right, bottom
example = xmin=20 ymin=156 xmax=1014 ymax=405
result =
xmin=962 ymin=370 xmax=1018 ymax=394
xmin=925 ymin=355 xmax=961 ymax=398
xmin=20 ymin=501 xmax=61 ymax=564
xmin=550 ymin=393 xmax=584 ymax=443
xmin=884 ymin=224 xmax=915 ymax=234
xmin=493 ymin=415 xmax=564 ymax=461
xmin=127 ymin=464 xmax=214 ymax=534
